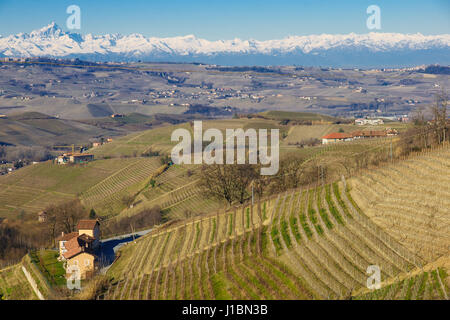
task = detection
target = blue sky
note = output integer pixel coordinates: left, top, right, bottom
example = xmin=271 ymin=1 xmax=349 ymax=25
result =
xmin=0 ymin=0 xmax=449 ymax=39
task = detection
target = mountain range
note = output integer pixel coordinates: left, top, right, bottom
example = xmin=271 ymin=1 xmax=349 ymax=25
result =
xmin=1 ymin=22 xmax=449 ymax=67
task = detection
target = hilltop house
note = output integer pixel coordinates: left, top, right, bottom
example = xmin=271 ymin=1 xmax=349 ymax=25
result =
xmin=56 ymin=153 xmax=94 ymax=164
xmin=321 ymin=132 xmax=353 ymax=144
xmin=322 ymin=130 xmax=392 ymax=144
xmin=56 ymin=220 xmax=100 ymax=279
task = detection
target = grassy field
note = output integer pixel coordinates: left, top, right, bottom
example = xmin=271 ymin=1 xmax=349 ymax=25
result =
xmin=29 ymin=250 xmax=66 ymax=288
xmin=100 ymin=145 xmax=449 ymax=300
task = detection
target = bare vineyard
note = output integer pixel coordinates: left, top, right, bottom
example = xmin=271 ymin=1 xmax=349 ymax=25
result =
xmin=101 ymin=162 xmax=444 ymax=299
xmin=349 ymin=145 xmax=450 ymax=262
xmin=355 ymin=267 xmax=449 ymax=300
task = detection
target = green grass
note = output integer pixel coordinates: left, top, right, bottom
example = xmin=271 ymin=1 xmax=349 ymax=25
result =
xmin=280 ymin=220 xmax=292 ymax=248
xmin=246 ymin=208 xmax=250 ymax=229
xmin=316 ymin=186 xmax=333 ymax=229
xmin=299 ymin=212 xmax=313 ymax=239
xmin=270 ymin=226 xmax=283 ymax=254
xmin=332 ymin=182 xmax=352 ymax=218
xmin=307 ymin=190 xmax=323 ymax=235
xmin=404 ymin=276 xmax=415 ymax=300
xmin=30 ymin=250 xmax=66 ymax=287
xmin=211 ymin=218 xmax=217 ymax=243
xmin=211 ymin=272 xmax=232 ymax=300
xmin=290 ymin=216 xmax=301 ymax=242
xmin=228 ymin=214 xmax=233 ymax=236
xmin=325 ymin=184 xmax=344 ymax=225
xmin=193 ymin=222 xmax=201 ymax=250
xmin=263 ymin=202 xmax=267 ymax=220
xmin=417 ymin=272 xmax=428 ymax=300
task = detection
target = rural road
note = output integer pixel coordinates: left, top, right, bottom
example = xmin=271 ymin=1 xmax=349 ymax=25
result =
xmin=98 ymin=228 xmax=153 ymax=273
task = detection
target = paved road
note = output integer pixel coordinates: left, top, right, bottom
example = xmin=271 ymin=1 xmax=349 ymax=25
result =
xmin=98 ymin=228 xmax=153 ymax=273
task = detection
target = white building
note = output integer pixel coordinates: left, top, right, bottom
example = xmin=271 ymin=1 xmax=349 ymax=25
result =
xmin=355 ymin=118 xmax=384 ymax=125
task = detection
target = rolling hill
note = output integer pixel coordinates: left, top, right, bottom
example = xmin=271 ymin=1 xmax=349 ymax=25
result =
xmin=99 ymin=144 xmax=450 ymax=300
xmin=0 ymin=112 xmax=117 ymax=147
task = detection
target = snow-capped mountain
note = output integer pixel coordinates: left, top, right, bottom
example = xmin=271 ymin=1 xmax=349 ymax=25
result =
xmin=1 ymin=22 xmax=449 ymax=67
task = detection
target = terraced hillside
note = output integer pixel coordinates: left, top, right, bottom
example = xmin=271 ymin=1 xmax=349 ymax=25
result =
xmin=0 ymin=264 xmax=36 ymax=300
xmin=80 ymin=157 xmax=162 ymax=215
xmin=348 ymin=145 xmax=450 ymax=262
xmin=118 ymin=164 xmax=221 ymax=220
xmin=0 ymin=157 xmax=162 ymax=218
xmin=354 ymin=250 xmax=450 ymax=300
xmin=101 ymin=162 xmax=448 ymax=300
xmin=98 ymin=144 xmax=450 ymax=300
xmin=0 ymin=254 xmax=53 ymax=300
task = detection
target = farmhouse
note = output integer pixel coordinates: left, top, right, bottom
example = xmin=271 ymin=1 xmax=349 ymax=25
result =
xmin=322 ymin=130 xmax=391 ymax=144
xmin=321 ymin=132 xmax=353 ymax=144
xmin=355 ymin=118 xmax=384 ymax=125
xmin=37 ymin=211 xmax=47 ymax=223
xmin=56 ymin=219 xmax=100 ymax=279
xmin=56 ymin=153 xmax=94 ymax=164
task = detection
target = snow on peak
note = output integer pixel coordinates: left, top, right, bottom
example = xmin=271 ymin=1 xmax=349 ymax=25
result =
xmin=0 ymin=24 xmax=449 ymax=63
xmin=30 ymin=22 xmax=64 ymax=38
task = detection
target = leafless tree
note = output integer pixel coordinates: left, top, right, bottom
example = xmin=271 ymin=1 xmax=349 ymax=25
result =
xmin=199 ymin=163 xmax=258 ymax=205
xmin=430 ymin=89 xmax=448 ymax=144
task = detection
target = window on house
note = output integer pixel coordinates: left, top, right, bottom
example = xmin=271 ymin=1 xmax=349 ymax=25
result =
xmin=85 ymin=259 xmax=90 ymax=266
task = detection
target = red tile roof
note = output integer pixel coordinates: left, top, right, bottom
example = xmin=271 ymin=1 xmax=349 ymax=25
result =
xmin=56 ymin=232 xmax=78 ymax=242
xmin=62 ymin=234 xmax=95 ymax=259
xmin=322 ymin=132 xmax=352 ymax=139
xmin=76 ymin=220 xmax=99 ymax=230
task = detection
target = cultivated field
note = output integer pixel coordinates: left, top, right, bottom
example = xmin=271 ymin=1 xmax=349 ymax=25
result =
xmin=0 ymin=157 xmax=161 ymax=218
xmin=348 ymin=145 xmax=450 ymax=262
xmin=101 ymin=146 xmax=449 ymax=300
xmin=0 ymin=264 xmax=36 ymax=300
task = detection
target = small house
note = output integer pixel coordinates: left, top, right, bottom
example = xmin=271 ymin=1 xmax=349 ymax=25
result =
xmin=56 ymin=219 xmax=101 ymax=279
xmin=37 ymin=211 xmax=47 ymax=223
xmin=322 ymin=132 xmax=353 ymax=144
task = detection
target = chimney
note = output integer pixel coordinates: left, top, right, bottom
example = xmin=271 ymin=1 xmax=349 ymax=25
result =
xmin=61 ymin=231 xmax=64 ymax=237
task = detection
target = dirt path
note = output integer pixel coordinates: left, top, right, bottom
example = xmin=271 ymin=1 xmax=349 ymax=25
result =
xmin=21 ymin=266 xmax=45 ymax=300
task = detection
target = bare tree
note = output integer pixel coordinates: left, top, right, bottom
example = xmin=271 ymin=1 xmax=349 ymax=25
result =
xmin=45 ymin=199 xmax=87 ymax=236
xmin=430 ymin=90 xmax=448 ymax=144
xmin=199 ymin=163 xmax=258 ymax=205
